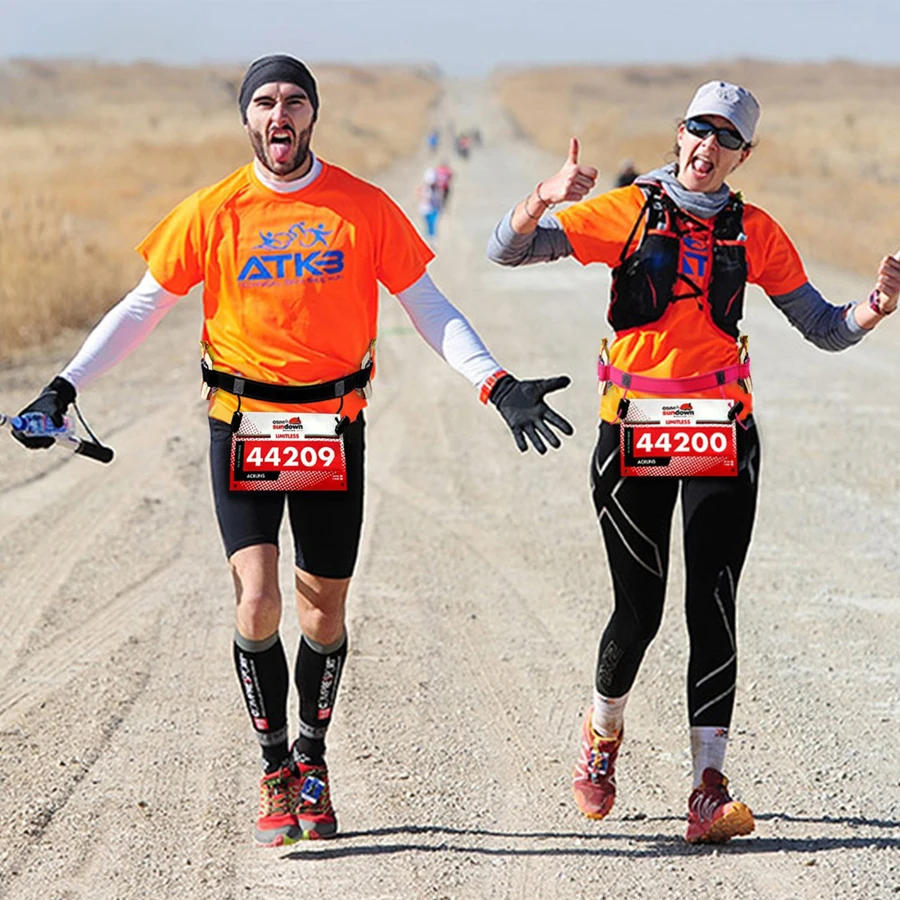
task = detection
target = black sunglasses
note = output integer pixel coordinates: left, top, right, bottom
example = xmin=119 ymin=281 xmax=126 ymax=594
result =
xmin=684 ymin=117 xmax=747 ymax=151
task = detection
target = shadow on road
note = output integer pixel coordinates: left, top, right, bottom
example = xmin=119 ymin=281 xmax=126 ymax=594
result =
xmin=283 ymin=814 xmax=899 ymax=861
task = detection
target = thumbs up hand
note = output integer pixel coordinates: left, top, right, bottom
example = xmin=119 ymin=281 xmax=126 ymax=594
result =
xmin=537 ymin=137 xmax=599 ymax=205
xmin=873 ymin=251 xmax=900 ymax=315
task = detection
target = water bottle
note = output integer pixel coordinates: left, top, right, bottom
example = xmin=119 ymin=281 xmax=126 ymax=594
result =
xmin=1 ymin=410 xmax=114 ymax=463
xmin=1 ymin=412 xmax=71 ymax=437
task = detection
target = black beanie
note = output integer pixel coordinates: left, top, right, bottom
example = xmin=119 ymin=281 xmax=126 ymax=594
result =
xmin=238 ymin=54 xmax=319 ymax=123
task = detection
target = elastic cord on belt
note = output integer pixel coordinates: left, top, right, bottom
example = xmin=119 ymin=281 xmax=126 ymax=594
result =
xmin=201 ymin=361 xmax=372 ymax=403
xmin=597 ymin=360 xmax=751 ymax=394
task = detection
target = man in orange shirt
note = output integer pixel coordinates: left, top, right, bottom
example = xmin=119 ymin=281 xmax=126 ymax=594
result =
xmin=488 ymin=79 xmax=900 ymax=844
xmin=13 ymin=54 xmax=572 ymax=847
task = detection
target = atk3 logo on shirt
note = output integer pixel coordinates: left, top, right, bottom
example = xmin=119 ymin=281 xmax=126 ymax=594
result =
xmin=238 ymin=221 xmax=345 ymax=285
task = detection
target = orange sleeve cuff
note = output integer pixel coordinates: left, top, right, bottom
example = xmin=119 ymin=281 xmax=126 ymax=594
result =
xmin=479 ymin=369 xmax=509 ymax=405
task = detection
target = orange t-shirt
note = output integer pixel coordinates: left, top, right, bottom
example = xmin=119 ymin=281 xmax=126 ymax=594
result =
xmin=555 ymin=184 xmax=808 ymax=422
xmin=137 ymin=161 xmax=434 ymax=423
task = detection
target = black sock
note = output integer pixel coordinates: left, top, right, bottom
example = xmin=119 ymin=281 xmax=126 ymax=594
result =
xmin=293 ymin=633 xmax=347 ymax=764
xmin=233 ymin=630 xmax=290 ymax=771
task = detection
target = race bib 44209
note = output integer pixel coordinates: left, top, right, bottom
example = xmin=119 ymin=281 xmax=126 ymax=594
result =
xmin=229 ymin=413 xmax=347 ymax=491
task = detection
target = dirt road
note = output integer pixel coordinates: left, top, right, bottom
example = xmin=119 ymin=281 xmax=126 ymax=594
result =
xmin=1 ymin=80 xmax=897 ymax=900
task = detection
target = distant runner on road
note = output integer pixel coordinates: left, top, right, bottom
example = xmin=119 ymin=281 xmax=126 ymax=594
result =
xmin=418 ymin=165 xmax=443 ymax=239
xmin=613 ymin=158 xmax=639 ymax=187
xmin=12 ymin=54 xmax=574 ymax=848
xmin=435 ymin=160 xmax=454 ymax=210
xmin=487 ymin=79 xmax=900 ymax=844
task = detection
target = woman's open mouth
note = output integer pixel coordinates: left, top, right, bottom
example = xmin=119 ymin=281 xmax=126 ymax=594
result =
xmin=690 ymin=155 xmax=715 ymax=178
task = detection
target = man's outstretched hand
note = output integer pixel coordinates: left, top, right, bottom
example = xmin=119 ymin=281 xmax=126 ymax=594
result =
xmin=489 ymin=374 xmax=574 ymax=454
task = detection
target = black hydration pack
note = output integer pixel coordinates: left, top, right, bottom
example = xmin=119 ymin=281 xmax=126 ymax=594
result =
xmin=608 ymin=183 xmax=748 ymax=338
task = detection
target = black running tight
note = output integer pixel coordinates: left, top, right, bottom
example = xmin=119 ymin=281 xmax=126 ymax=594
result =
xmin=589 ymin=418 xmax=761 ymax=727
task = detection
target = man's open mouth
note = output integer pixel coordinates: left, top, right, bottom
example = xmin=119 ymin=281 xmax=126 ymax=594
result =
xmin=268 ymin=128 xmax=295 ymax=163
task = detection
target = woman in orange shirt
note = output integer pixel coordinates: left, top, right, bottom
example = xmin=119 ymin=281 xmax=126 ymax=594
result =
xmin=488 ymin=80 xmax=900 ymax=844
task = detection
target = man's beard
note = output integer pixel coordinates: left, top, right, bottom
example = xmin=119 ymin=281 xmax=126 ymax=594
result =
xmin=248 ymin=124 xmax=313 ymax=178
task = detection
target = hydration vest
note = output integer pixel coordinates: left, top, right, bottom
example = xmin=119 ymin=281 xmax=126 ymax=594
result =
xmin=608 ymin=183 xmax=748 ymax=338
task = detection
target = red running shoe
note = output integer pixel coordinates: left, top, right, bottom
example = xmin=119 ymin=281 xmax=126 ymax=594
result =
xmin=685 ymin=767 xmax=755 ymax=844
xmin=572 ymin=706 xmax=623 ymax=819
xmin=254 ymin=768 xmax=302 ymax=847
xmin=287 ymin=760 xmax=338 ymax=839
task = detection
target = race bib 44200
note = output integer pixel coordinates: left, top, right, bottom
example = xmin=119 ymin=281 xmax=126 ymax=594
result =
xmin=620 ymin=399 xmax=737 ymax=477
xmin=229 ymin=413 xmax=347 ymax=491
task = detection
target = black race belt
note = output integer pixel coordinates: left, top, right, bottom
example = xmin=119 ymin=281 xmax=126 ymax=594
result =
xmin=201 ymin=362 xmax=372 ymax=404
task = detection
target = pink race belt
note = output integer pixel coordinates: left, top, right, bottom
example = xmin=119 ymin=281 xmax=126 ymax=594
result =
xmin=597 ymin=361 xmax=751 ymax=394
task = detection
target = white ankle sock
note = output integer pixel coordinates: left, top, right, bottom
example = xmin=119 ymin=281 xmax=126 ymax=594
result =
xmin=592 ymin=691 xmax=629 ymax=738
xmin=690 ymin=726 xmax=729 ymax=787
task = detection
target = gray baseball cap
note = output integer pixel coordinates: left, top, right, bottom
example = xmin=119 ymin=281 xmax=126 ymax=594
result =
xmin=684 ymin=81 xmax=760 ymax=144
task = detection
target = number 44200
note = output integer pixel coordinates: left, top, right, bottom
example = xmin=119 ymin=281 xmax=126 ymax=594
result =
xmin=633 ymin=428 xmax=730 ymax=455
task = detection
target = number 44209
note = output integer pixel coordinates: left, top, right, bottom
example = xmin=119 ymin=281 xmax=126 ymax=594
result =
xmin=243 ymin=441 xmax=337 ymax=470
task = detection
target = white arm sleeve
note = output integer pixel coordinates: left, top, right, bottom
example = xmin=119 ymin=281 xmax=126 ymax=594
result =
xmin=60 ymin=270 xmax=184 ymax=390
xmin=394 ymin=272 xmax=502 ymax=388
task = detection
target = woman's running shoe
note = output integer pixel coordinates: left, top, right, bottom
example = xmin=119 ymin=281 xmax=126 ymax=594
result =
xmin=255 ymin=767 xmax=302 ymax=846
xmin=685 ymin=767 xmax=755 ymax=843
xmin=287 ymin=760 xmax=338 ymax=839
xmin=572 ymin=706 xmax=623 ymax=819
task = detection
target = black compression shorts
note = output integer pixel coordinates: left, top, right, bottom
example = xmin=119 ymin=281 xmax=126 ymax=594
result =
xmin=589 ymin=417 xmax=761 ymax=725
xmin=208 ymin=414 xmax=365 ymax=578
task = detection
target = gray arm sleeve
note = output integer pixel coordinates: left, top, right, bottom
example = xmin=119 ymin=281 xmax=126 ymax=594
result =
xmin=486 ymin=209 xmax=575 ymax=266
xmin=769 ymin=281 xmax=867 ymax=352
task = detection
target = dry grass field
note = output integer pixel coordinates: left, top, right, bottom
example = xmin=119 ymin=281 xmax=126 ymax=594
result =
xmin=5 ymin=58 xmax=899 ymax=364
xmin=495 ymin=60 xmax=900 ymax=284
xmin=0 ymin=59 xmax=440 ymax=360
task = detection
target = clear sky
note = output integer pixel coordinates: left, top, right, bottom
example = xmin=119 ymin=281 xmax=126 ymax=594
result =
xmin=1 ymin=0 xmax=895 ymax=76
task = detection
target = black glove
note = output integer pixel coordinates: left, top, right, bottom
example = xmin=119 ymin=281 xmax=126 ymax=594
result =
xmin=489 ymin=374 xmax=574 ymax=454
xmin=12 ymin=376 xmax=77 ymax=449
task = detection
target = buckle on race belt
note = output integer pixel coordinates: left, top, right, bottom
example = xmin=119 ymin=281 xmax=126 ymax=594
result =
xmin=229 ymin=413 xmax=348 ymax=492
xmin=619 ymin=399 xmax=737 ymax=477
